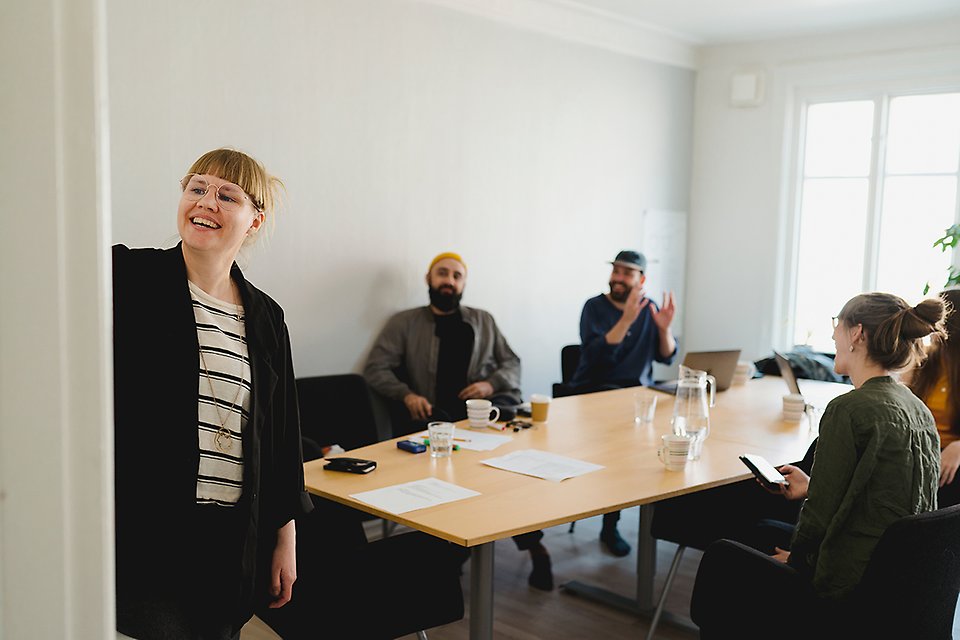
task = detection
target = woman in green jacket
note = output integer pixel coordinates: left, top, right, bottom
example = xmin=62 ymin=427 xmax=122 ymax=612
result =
xmin=691 ymin=292 xmax=945 ymax=636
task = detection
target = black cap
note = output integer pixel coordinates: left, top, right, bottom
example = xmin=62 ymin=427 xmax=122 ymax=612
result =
xmin=610 ymin=250 xmax=646 ymax=273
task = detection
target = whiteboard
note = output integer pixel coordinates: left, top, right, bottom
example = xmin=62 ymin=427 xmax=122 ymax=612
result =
xmin=641 ymin=209 xmax=687 ymax=379
xmin=640 ymin=209 xmax=687 ymax=326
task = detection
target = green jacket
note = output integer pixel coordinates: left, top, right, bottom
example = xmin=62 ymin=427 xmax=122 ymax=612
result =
xmin=789 ymin=376 xmax=940 ymax=599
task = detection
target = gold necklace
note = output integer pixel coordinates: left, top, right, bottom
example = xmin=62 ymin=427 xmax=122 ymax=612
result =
xmin=199 ymin=348 xmax=245 ymax=452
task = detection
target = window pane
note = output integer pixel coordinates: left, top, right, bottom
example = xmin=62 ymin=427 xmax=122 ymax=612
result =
xmin=886 ymin=93 xmax=960 ymax=174
xmin=875 ymin=176 xmax=958 ymax=299
xmin=794 ymin=178 xmax=870 ymax=350
xmin=804 ymin=101 xmax=875 ymax=178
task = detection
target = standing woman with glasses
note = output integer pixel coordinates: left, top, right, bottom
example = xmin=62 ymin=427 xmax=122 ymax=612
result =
xmin=691 ymin=292 xmax=944 ymax=636
xmin=113 ymin=149 xmax=312 ymax=639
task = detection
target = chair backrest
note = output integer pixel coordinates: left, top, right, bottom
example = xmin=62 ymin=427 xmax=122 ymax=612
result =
xmin=855 ymin=504 xmax=960 ymax=637
xmin=560 ymin=344 xmax=582 ymax=383
xmin=295 ymin=374 xmax=379 ymax=460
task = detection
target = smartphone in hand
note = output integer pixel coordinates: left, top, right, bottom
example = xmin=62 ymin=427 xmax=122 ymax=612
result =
xmin=740 ymin=454 xmax=788 ymax=491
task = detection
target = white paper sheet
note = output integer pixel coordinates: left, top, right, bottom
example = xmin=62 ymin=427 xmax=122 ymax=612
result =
xmin=480 ymin=449 xmax=604 ymax=482
xmin=411 ymin=428 xmax=512 ymax=451
xmin=349 ymin=477 xmax=481 ymax=514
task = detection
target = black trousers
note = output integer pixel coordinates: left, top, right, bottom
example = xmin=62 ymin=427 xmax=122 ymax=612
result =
xmin=691 ymin=539 xmax=845 ymax=639
xmin=939 ymin=475 xmax=960 ymax=508
xmin=117 ymin=503 xmax=248 ymax=640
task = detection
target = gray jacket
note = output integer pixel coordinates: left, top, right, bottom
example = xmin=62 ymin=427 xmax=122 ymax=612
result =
xmin=363 ymin=305 xmax=522 ymax=403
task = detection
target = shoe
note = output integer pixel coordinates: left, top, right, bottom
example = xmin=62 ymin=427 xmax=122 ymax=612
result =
xmin=528 ymin=553 xmax=554 ymax=591
xmin=600 ymin=528 xmax=631 ymax=557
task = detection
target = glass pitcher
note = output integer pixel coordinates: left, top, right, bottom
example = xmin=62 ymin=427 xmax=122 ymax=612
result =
xmin=671 ymin=365 xmax=716 ymax=460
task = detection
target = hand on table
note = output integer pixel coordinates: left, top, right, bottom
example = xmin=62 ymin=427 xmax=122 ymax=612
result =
xmin=404 ymin=393 xmax=433 ymax=420
xmin=459 ymin=381 xmax=493 ymax=400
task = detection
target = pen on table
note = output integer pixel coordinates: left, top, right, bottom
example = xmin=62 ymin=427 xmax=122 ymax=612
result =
xmin=419 ymin=433 xmax=472 ymax=442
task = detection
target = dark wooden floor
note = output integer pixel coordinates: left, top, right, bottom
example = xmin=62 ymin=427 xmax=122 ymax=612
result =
xmin=242 ymin=506 xmax=702 ymax=639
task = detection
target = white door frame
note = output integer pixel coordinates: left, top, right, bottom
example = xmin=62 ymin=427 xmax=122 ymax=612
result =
xmin=1 ymin=0 xmax=114 ymax=637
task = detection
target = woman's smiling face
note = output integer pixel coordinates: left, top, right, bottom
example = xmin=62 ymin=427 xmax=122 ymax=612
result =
xmin=177 ymin=173 xmax=262 ymax=258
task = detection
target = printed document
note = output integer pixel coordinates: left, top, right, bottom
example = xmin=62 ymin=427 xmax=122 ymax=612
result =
xmin=350 ymin=477 xmax=480 ymax=514
xmin=481 ymin=449 xmax=604 ymax=482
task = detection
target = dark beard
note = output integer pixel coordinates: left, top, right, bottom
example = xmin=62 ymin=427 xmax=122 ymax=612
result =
xmin=609 ymin=282 xmax=629 ymax=303
xmin=429 ymin=286 xmax=462 ymax=312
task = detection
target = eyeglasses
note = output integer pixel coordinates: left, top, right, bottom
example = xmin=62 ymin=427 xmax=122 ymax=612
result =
xmin=180 ymin=174 xmax=259 ymax=212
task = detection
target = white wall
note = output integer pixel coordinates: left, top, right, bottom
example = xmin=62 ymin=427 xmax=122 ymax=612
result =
xmin=686 ymin=18 xmax=960 ymax=362
xmin=107 ymin=0 xmax=694 ymax=397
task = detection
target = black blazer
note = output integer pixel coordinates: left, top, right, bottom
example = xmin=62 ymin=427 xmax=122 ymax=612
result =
xmin=112 ymin=244 xmax=312 ymax=615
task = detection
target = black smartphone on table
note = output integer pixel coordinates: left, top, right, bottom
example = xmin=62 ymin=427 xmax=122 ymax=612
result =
xmin=324 ymin=457 xmax=377 ymax=474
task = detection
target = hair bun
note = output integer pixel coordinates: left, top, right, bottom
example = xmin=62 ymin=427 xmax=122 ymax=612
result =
xmin=912 ymin=298 xmax=946 ymax=326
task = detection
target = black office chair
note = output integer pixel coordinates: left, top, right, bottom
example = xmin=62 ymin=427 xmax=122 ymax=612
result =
xmin=295 ymin=374 xmax=380 ymax=459
xmin=852 ymin=504 xmax=960 ymax=637
xmin=259 ymin=375 xmax=465 ymax=638
xmin=690 ymin=505 xmax=960 ymax=638
xmin=257 ymin=494 xmax=466 ymax=639
xmin=296 ymin=374 xmax=403 ymax=537
xmin=552 ymin=344 xmax=582 ymax=398
xmin=645 ymin=441 xmax=817 ymax=639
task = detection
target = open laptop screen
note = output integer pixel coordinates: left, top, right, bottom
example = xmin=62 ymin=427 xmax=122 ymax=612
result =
xmin=773 ymin=350 xmax=802 ymax=396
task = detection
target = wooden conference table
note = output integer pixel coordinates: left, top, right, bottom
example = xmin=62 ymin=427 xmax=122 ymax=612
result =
xmin=303 ymin=377 xmax=850 ymax=639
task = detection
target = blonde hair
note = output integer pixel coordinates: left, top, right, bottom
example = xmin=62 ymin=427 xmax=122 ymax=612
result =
xmin=838 ymin=292 xmax=947 ymax=371
xmin=186 ymin=148 xmax=284 ymax=245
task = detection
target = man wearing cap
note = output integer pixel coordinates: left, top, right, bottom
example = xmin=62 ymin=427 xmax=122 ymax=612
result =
xmin=364 ymin=253 xmax=554 ymax=590
xmin=568 ymin=249 xmax=678 ymax=556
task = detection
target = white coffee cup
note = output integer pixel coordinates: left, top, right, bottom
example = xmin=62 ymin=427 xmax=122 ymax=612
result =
xmin=530 ymin=394 xmax=551 ymax=423
xmin=658 ymin=434 xmax=693 ymax=471
xmin=466 ymin=398 xmax=500 ymax=429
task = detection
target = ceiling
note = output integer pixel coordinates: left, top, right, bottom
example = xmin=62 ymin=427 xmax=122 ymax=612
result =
xmin=563 ymin=0 xmax=960 ymax=44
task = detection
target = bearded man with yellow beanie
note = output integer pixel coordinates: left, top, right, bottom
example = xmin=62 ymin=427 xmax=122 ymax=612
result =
xmin=364 ymin=252 xmax=553 ymax=590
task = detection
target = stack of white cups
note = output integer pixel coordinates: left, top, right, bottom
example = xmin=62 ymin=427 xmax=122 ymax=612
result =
xmin=732 ymin=360 xmax=756 ymax=385
xmin=783 ymin=394 xmax=806 ymax=422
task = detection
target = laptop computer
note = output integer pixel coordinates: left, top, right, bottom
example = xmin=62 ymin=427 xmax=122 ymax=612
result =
xmin=773 ymin=350 xmax=802 ymax=395
xmin=650 ymin=349 xmax=742 ymax=393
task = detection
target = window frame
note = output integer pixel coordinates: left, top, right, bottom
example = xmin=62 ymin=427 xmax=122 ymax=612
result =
xmin=780 ymin=76 xmax=960 ymax=353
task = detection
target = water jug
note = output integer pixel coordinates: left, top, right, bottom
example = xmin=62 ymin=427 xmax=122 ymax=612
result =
xmin=671 ymin=365 xmax=716 ymax=460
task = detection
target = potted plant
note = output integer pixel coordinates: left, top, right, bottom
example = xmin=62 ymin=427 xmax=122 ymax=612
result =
xmin=924 ymin=224 xmax=960 ymax=295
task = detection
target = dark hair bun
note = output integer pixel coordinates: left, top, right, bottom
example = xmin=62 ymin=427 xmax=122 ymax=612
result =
xmin=912 ymin=298 xmax=946 ymax=327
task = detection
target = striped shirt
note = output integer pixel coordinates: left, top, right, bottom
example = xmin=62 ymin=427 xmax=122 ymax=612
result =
xmin=189 ymin=281 xmax=250 ymax=506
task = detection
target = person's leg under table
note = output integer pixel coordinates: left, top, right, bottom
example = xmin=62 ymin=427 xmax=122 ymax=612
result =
xmin=512 ymin=529 xmax=552 ymax=590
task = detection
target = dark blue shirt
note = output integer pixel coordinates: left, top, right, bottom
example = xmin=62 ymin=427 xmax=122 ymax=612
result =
xmin=570 ymin=294 xmax=677 ymax=387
